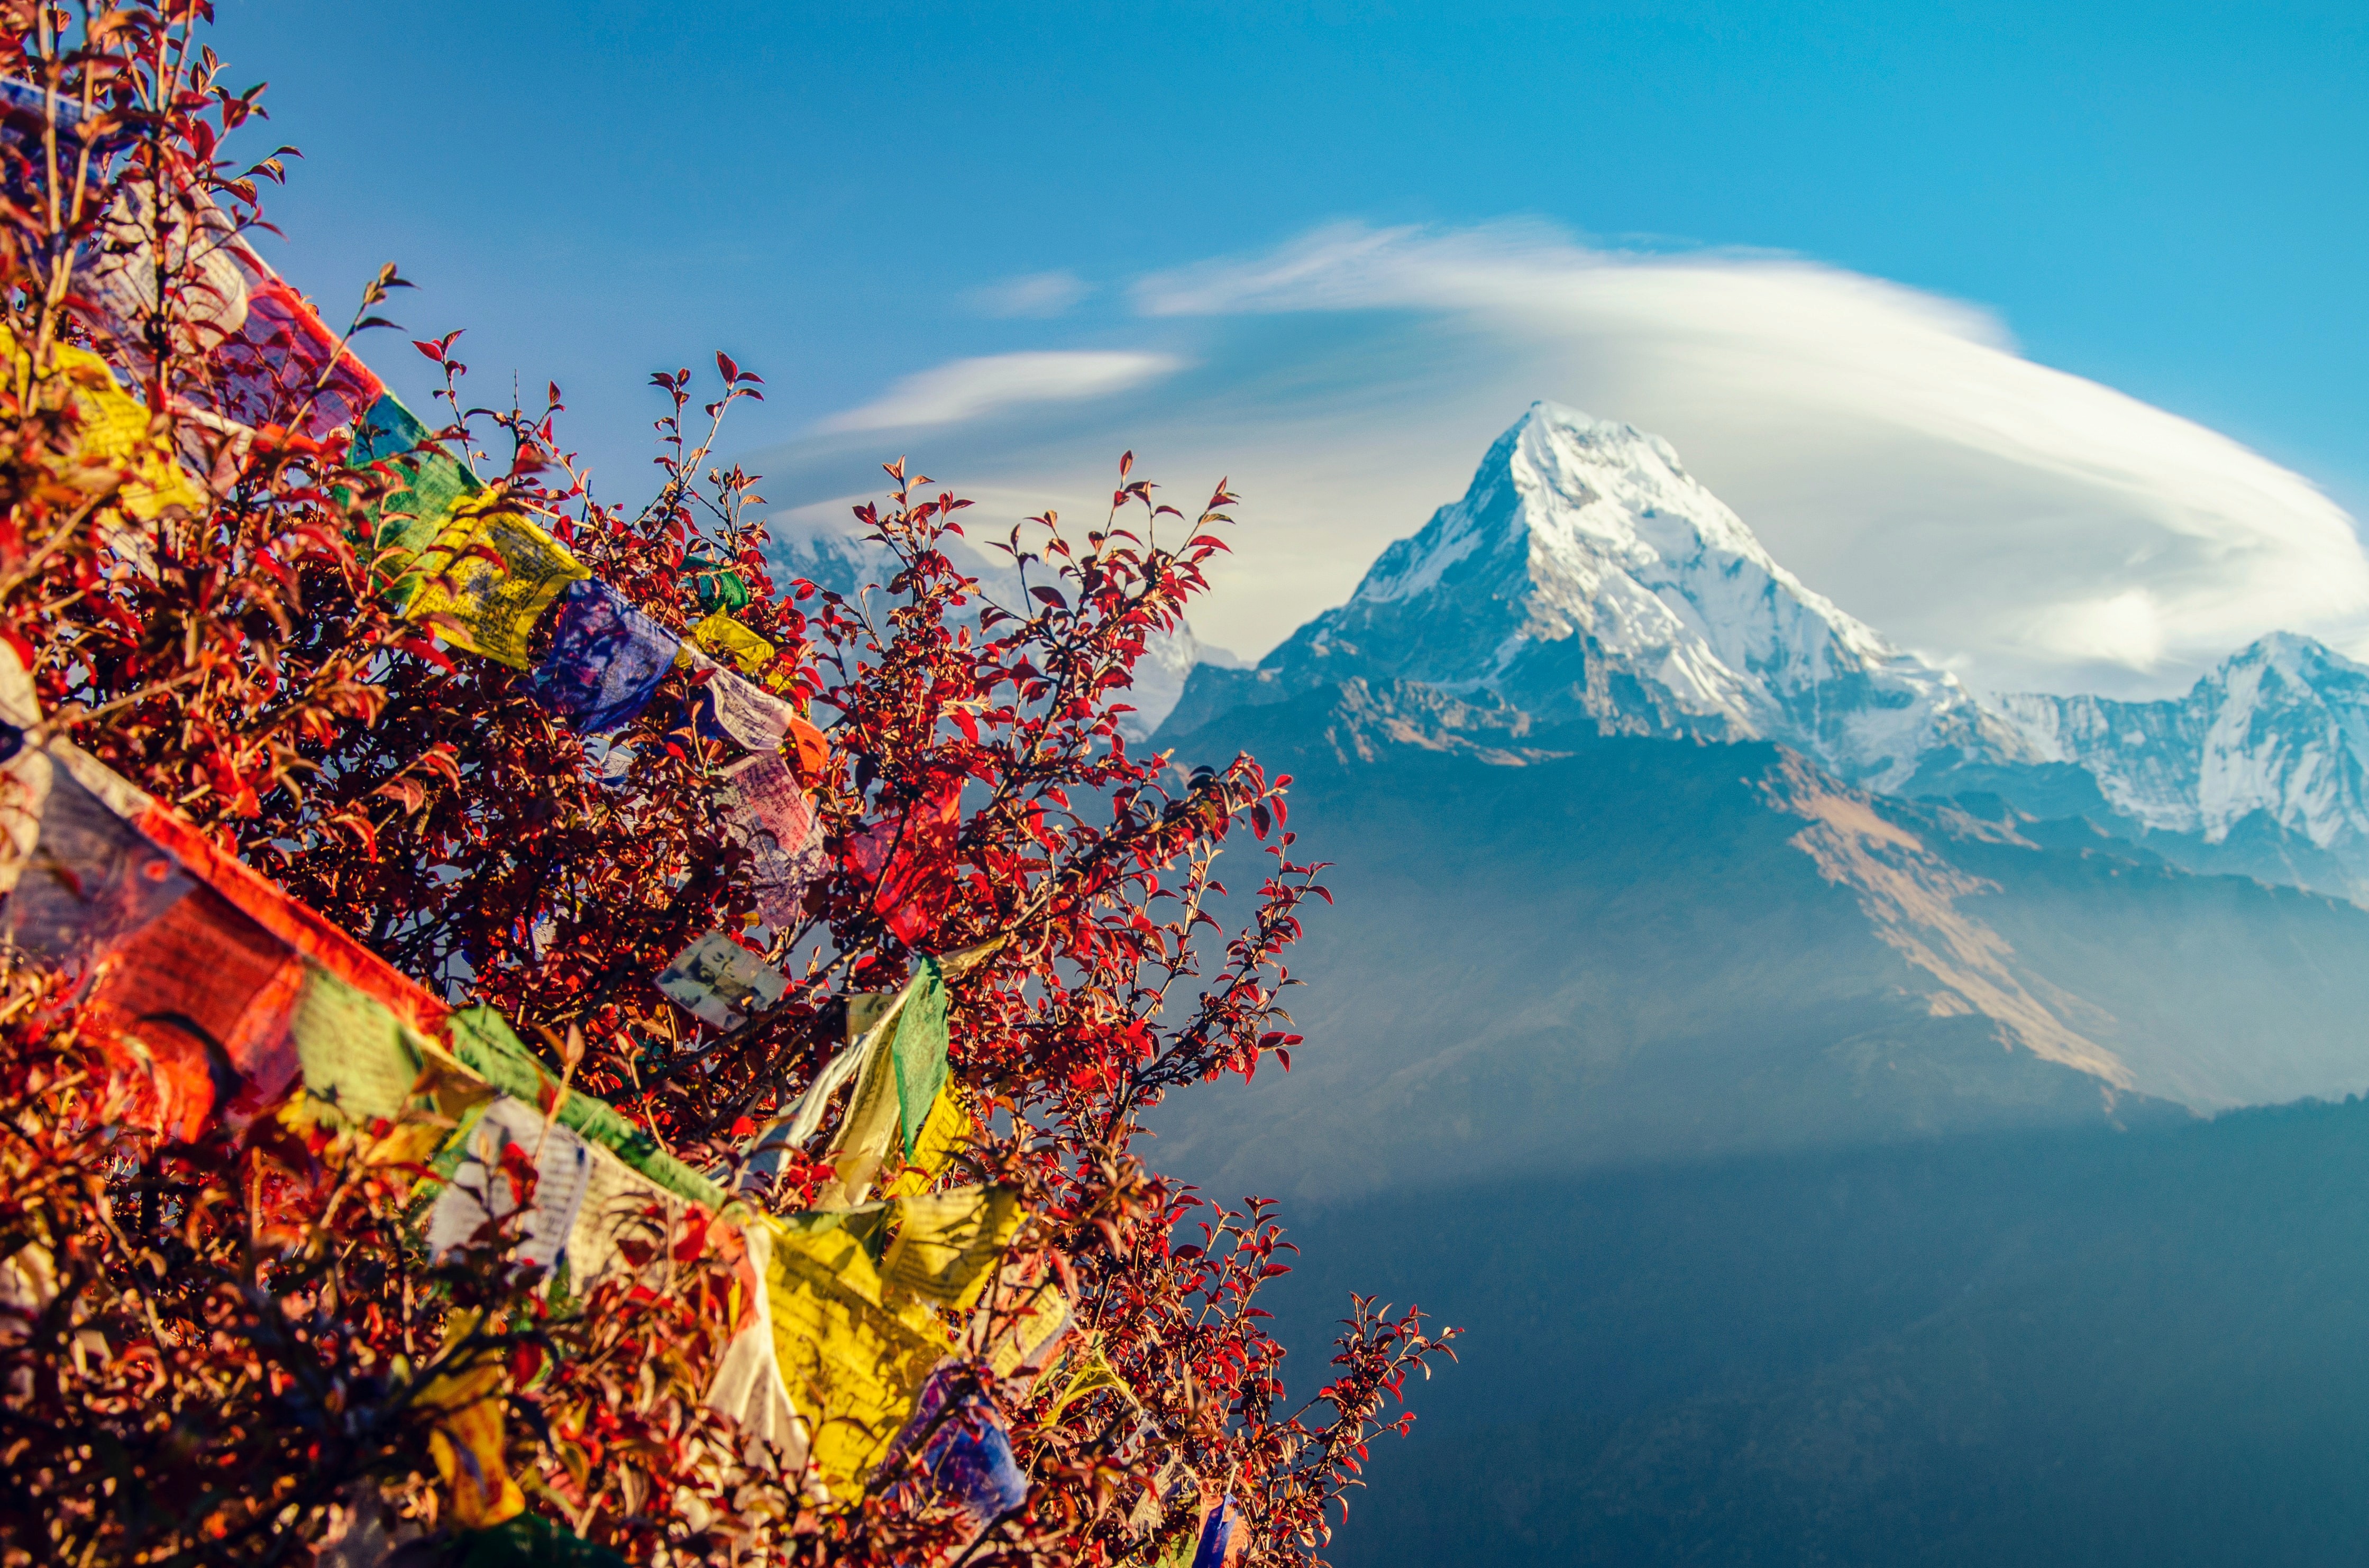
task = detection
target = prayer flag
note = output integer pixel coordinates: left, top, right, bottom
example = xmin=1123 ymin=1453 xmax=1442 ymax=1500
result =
xmin=132 ymin=786 xmax=443 ymax=1032
xmin=528 ymin=579 xmax=681 ymax=736
xmin=347 ymin=393 xmax=482 ymax=597
xmin=879 ymin=1185 xmax=1022 ymax=1310
xmin=891 ymin=957 xmax=950 ymax=1159
xmin=655 ymin=931 xmax=786 ymax=1031
xmin=0 ymin=763 xmax=191 ymax=970
xmin=404 ymin=491 xmax=591 ymax=668
xmin=1046 ymin=1341 xmax=1137 ymax=1422
xmin=687 ymin=609 xmax=774 ymax=677
xmin=847 ymin=780 xmax=962 ymax=947
xmin=417 ymin=1314 xmax=526 ymax=1529
xmin=444 ymin=1006 xmax=725 ymax=1210
xmin=80 ymin=883 xmax=305 ymax=1140
xmin=426 ymin=1095 xmax=598 ymax=1276
xmin=690 ymin=560 xmax=752 ymax=614
xmin=1190 ymin=1494 xmax=1246 ymax=1568
xmin=287 ymin=961 xmax=431 ymax=1129
xmin=703 ymin=1220 xmax=816 ymax=1481
xmin=211 ymin=276 xmax=386 ymax=439
xmin=683 ymin=652 xmax=797 ymax=754
xmin=966 ymin=1252 xmax=1073 ymax=1393
xmin=718 ymin=749 xmax=824 ymax=928
xmin=762 ymin=1208 xmax=955 ymax=1500
xmin=1 ymin=332 xmax=211 ymax=519
xmin=76 ymin=181 xmax=251 ymax=357
xmin=877 ymin=1360 xmax=1029 ymax=1553
xmin=787 ymin=714 xmax=829 ymax=782
xmin=881 ymin=1085 xmax=970 ymax=1200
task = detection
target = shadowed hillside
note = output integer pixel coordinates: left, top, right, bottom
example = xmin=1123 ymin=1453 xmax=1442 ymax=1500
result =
xmin=1260 ymin=1098 xmax=2369 ymax=1566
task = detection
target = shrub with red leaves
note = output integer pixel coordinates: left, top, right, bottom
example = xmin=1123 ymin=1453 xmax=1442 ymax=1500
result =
xmin=0 ymin=7 xmax=1453 ymax=1566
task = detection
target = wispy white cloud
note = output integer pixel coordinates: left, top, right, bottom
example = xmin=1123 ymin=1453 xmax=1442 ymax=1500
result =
xmin=814 ymin=350 xmax=1184 ymax=435
xmin=964 ymin=270 xmax=1092 ymax=318
xmin=763 ymin=222 xmax=2367 ymax=699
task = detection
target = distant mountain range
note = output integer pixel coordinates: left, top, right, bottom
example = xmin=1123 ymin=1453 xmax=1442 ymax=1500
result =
xmin=1145 ymin=402 xmax=2369 ymax=1188
xmin=1159 ymin=401 xmax=2369 ymax=903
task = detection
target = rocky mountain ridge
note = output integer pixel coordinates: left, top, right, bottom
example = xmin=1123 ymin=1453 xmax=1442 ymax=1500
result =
xmin=1159 ymin=403 xmax=2369 ymax=903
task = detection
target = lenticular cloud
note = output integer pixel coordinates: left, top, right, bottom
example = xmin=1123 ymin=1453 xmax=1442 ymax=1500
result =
xmin=1129 ymin=222 xmax=2369 ymax=697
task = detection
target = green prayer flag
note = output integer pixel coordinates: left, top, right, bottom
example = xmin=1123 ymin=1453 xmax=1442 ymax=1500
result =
xmin=347 ymin=392 xmax=482 ymax=605
xmin=890 ymin=957 xmax=948 ymax=1159
xmin=290 ymin=963 xmax=424 ymax=1125
xmin=445 ymin=1005 xmax=726 ymax=1209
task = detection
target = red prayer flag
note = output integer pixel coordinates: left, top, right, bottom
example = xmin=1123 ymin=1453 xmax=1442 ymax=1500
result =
xmin=80 ymin=884 xmax=305 ymax=1140
xmin=210 ymin=276 xmax=386 ymax=438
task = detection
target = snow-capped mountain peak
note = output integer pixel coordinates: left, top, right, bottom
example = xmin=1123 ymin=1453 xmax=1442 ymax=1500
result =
xmin=2001 ymin=633 xmax=2369 ymax=855
xmin=1252 ymin=402 xmax=2024 ymax=789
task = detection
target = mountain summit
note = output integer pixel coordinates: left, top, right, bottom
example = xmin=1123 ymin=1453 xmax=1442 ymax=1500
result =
xmin=1173 ymin=402 xmax=2025 ymax=790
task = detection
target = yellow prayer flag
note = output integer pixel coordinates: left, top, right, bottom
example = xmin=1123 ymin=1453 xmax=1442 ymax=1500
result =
xmin=879 ymin=1184 xmax=1023 ymax=1310
xmin=687 ymin=610 xmax=775 ymax=677
xmin=4 ymin=329 xmax=206 ymax=519
xmin=1047 ymin=1340 xmax=1138 ymax=1420
xmin=416 ymin=1313 xmax=526 ymax=1528
xmin=881 ymin=1085 xmax=971 ymax=1200
xmin=762 ymin=1210 xmax=952 ymax=1501
xmin=403 ymin=490 xmax=590 ymax=667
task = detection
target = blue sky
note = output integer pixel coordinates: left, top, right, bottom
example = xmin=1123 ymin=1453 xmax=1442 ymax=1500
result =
xmin=210 ymin=1 xmax=2367 ymax=691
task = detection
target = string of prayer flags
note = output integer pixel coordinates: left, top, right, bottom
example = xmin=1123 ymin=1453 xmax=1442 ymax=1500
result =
xmin=891 ymin=956 xmax=950 ymax=1159
xmin=403 ymin=491 xmax=592 ymax=668
xmin=718 ymin=750 xmax=824 ymax=928
xmin=879 ymin=1185 xmax=1023 ymax=1310
xmin=655 ymin=930 xmax=788 ymax=1032
xmin=848 ymin=780 xmax=963 ymax=947
xmin=529 ymin=579 xmax=682 ymax=736
xmin=348 ymin=392 xmax=482 ymax=599
xmin=876 ymin=1361 xmax=1030 ymax=1558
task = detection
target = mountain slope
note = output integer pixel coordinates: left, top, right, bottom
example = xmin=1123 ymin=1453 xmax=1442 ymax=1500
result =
xmin=1170 ymin=402 xmax=2026 ymax=791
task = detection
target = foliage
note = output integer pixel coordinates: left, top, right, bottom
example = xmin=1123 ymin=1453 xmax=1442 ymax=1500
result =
xmin=0 ymin=4 xmax=1454 ymax=1564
